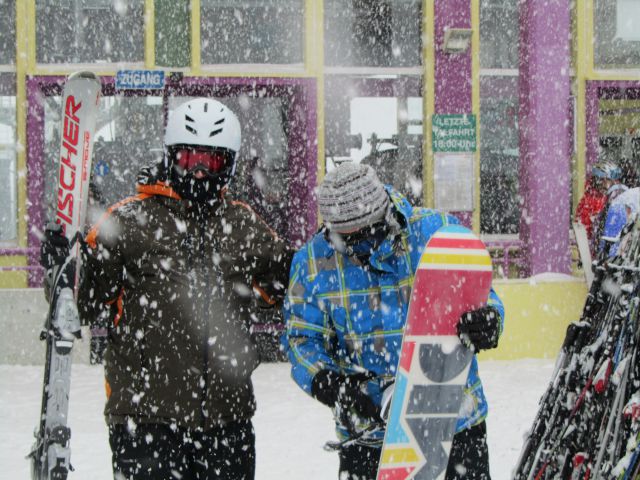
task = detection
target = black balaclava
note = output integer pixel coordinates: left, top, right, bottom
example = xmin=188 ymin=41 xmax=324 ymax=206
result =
xmin=166 ymin=146 xmax=235 ymax=205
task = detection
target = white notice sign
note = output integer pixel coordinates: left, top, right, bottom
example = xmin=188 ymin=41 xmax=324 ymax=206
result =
xmin=434 ymin=152 xmax=474 ymax=211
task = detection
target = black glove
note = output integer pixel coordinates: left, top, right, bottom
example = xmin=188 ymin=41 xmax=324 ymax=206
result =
xmin=311 ymin=369 xmax=380 ymax=421
xmin=457 ymin=305 xmax=501 ymax=351
xmin=39 ymin=222 xmax=70 ymax=271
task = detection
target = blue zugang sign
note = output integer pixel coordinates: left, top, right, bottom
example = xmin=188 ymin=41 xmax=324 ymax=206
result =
xmin=116 ymin=70 xmax=165 ymax=90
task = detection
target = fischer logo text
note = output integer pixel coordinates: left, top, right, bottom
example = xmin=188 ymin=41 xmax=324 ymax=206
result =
xmin=56 ymin=95 xmax=82 ymax=230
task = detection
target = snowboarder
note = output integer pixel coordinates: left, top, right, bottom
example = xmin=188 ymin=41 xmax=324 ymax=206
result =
xmin=40 ymin=98 xmax=293 ymax=479
xmin=282 ymin=163 xmax=504 ymax=479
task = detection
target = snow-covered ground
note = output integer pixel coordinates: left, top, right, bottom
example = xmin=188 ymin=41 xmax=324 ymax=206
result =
xmin=0 ymin=359 xmax=554 ymax=479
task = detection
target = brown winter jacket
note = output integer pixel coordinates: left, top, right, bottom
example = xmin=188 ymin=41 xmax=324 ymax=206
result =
xmin=77 ymin=181 xmax=292 ymax=430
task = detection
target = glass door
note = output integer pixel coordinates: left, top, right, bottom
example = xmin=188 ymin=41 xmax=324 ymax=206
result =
xmin=26 ymin=75 xmax=318 ymax=283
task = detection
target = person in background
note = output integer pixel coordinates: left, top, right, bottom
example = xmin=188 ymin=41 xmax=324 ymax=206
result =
xmin=590 ymin=160 xmax=629 ymax=258
xmin=282 ymin=163 xmax=504 ymax=480
xmin=601 ymin=186 xmax=640 ymax=257
xmin=41 ymin=98 xmax=293 ymax=480
xmin=576 ymin=174 xmax=607 ymax=243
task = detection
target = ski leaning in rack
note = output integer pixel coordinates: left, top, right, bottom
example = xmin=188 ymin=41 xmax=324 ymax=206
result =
xmin=513 ymin=217 xmax=640 ymax=479
xmin=28 ymin=71 xmax=100 ymax=480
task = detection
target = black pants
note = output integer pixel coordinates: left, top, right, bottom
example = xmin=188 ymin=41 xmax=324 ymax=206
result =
xmin=339 ymin=422 xmax=490 ymax=480
xmin=109 ymin=420 xmax=255 ymax=480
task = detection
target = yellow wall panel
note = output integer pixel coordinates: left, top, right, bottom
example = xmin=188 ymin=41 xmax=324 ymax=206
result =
xmin=0 ymin=256 xmax=28 ymax=289
xmin=479 ymin=279 xmax=588 ymax=360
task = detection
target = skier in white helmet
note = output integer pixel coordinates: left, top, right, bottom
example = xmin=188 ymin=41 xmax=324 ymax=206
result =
xmin=40 ymin=98 xmax=292 ymax=479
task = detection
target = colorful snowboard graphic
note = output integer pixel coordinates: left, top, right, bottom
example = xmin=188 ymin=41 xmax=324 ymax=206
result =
xmin=377 ymin=225 xmax=493 ymax=480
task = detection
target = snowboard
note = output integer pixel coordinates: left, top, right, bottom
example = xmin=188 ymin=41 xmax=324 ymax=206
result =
xmin=377 ymin=224 xmax=493 ymax=480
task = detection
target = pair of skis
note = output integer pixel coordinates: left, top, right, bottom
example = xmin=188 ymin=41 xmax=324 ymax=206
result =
xmin=28 ymin=72 xmax=101 ymax=480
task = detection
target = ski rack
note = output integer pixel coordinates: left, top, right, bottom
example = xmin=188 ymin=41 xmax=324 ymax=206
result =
xmin=513 ymin=217 xmax=640 ymax=479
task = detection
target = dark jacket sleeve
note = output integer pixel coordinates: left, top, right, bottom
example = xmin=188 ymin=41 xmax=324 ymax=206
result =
xmin=76 ymin=210 xmax=126 ymax=326
xmin=232 ymin=202 xmax=294 ymax=308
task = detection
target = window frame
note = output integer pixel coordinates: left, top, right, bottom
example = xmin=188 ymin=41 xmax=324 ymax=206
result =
xmin=25 ymin=75 xmax=318 ymax=285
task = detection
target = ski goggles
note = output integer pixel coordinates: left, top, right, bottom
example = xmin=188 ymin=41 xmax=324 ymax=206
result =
xmin=173 ymin=147 xmax=233 ymax=175
xmin=328 ymin=221 xmax=390 ymax=248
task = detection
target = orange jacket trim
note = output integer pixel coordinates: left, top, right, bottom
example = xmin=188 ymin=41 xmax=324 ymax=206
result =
xmin=136 ymin=181 xmax=182 ymax=201
xmin=85 ymin=182 xmax=181 ymax=249
xmin=252 ymin=279 xmax=277 ymax=306
xmin=85 ymin=194 xmax=152 ymax=249
xmin=105 ymin=290 xmax=125 ymax=327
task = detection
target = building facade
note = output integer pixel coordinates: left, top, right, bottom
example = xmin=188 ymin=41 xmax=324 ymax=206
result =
xmin=0 ymin=2 xmax=638 ymax=359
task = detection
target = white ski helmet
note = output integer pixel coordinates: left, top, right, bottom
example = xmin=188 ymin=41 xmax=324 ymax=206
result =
xmin=165 ymin=98 xmax=242 ymax=167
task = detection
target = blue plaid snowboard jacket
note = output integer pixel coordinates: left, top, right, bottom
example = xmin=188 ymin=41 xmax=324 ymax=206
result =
xmin=283 ymin=188 xmax=505 ymax=441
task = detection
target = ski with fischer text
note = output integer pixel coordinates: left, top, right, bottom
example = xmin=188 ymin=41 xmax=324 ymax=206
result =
xmin=28 ymin=71 xmax=101 ymax=480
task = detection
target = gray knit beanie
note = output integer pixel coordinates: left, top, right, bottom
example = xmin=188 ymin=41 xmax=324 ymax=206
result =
xmin=317 ymin=163 xmax=390 ymax=232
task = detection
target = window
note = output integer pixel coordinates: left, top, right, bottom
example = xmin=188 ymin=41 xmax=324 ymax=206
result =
xmin=595 ymin=0 xmax=640 ymax=69
xmin=155 ymin=0 xmax=190 ymax=68
xmin=0 ymin=0 xmax=15 ymax=65
xmin=323 ymin=2 xmax=424 ymax=203
xmin=324 ymin=75 xmax=423 ymax=204
xmin=324 ymin=0 xmax=422 ymax=67
xmin=597 ymin=89 xmax=640 ymax=188
xmin=479 ymin=76 xmax=520 ymax=234
xmin=0 ymin=74 xmax=16 ymax=243
xmin=480 ymin=0 xmax=519 ymax=69
xmin=200 ymin=0 xmax=304 ymax=65
xmin=479 ymin=1 xmax=520 ymax=235
xmin=36 ymin=0 xmax=144 ymax=64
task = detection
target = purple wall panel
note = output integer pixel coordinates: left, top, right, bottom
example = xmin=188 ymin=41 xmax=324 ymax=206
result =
xmin=25 ymin=76 xmax=63 ymax=286
xmin=451 ymin=211 xmax=472 ymax=228
xmin=434 ymin=0 xmax=472 ymax=114
xmin=434 ymin=1 xmax=472 ymax=224
xmin=518 ymin=0 xmax=572 ymax=275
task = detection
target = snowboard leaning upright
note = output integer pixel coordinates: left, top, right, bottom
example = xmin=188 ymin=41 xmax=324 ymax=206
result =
xmin=377 ymin=224 xmax=493 ymax=480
